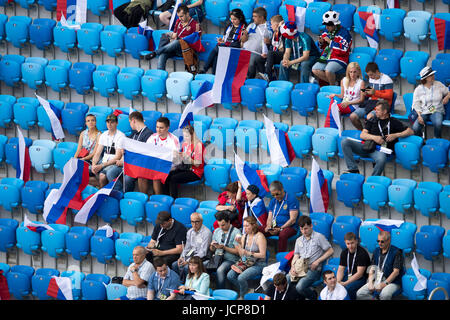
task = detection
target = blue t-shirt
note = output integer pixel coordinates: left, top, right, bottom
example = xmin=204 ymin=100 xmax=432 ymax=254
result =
xmin=268 ymin=192 xmax=299 ymax=229
xmin=148 ymin=268 xmax=181 ymax=300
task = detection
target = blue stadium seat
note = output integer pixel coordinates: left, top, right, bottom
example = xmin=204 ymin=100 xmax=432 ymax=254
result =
xmin=77 ymin=22 xmax=104 ymax=56
xmin=6 ymin=265 xmax=34 ymax=299
xmin=310 ymin=212 xmax=334 ymax=240
xmin=5 ymin=136 xmax=32 ymax=170
xmin=400 ymin=51 xmax=430 ymax=85
xmin=106 ymin=283 xmax=128 ymax=300
xmin=61 ymin=102 xmax=89 ymax=136
xmin=362 ymin=176 xmax=392 ymax=211
xmin=41 ymin=223 xmax=70 ymax=259
xmin=53 ymin=141 xmax=78 ymax=173
xmin=21 ymin=180 xmax=49 ymax=215
xmin=29 ymin=140 xmax=56 ymax=173
xmin=229 ymin=1 xmax=254 ymax=24
xmin=124 ymin=27 xmax=150 ymax=60
xmin=359 ymin=222 xmax=380 ymax=254
xmin=349 ymin=52 xmax=372 ymax=81
xmin=394 ymin=135 xmax=423 ymax=171
xmin=414 ymin=182 xmax=443 ymax=217
xmin=0 ymin=134 xmax=7 ymax=163
xmin=92 ymin=64 xmax=120 ymax=98
xmin=142 ymin=110 xmax=163 ymax=132
xmin=278 ymin=168 xmax=307 ymax=198
xmin=0 ymin=218 xmax=19 ymax=252
xmin=45 ymin=59 xmax=72 ymax=92
xmin=5 ymin=15 xmax=32 ymax=48
xmin=38 ymin=0 xmax=57 ymax=11
xmin=81 ymin=279 xmax=107 ymax=300
xmin=439 ymin=186 xmax=450 ymax=220
xmin=332 ymin=215 xmax=362 ymax=249
xmin=97 ymin=190 xmax=122 ymax=223
xmin=422 ymin=138 xmax=450 ymax=173
xmin=427 ymin=273 xmax=450 ymax=300
xmin=13 ymin=97 xmax=39 ymax=130
xmin=403 ymin=11 xmax=432 ymax=45
xmin=69 ymin=62 xmax=97 ymax=95
xmin=32 ymin=268 xmax=60 ymax=300
xmin=388 ymin=179 xmax=417 ymax=215
xmin=332 ymin=3 xmax=356 ymax=31
xmin=204 ymin=162 xmax=231 ymax=193
xmin=0 ymin=178 xmax=24 ymax=212
xmin=234 ymin=126 xmax=260 ymax=154
xmin=391 ymin=222 xmax=417 ymax=255
xmin=29 ymin=18 xmax=56 ymax=51
xmin=205 ymin=0 xmax=230 ymax=27
xmin=90 ymin=229 xmax=119 ymax=264
xmin=60 ymin=270 xmax=85 ymax=300
xmin=88 ymin=0 xmax=109 ymax=16
xmin=65 ymin=226 xmax=95 ymax=261
xmin=305 ymin=1 xmax=332 ymax=35
xmin=336 ymin=173 xmax=365 ymax=208
xmin=53 ymin=23 xmax=77 ymax=53
xmin=171 ymin=198 xmax=198 ymax=228
xmin=190 ymin=74 xmax=215 ymax=98
xmin=115 ymin=106 xmax=136 ymax=136
xmin=0 ymin=95 xmax=16 ymax=128
xmin=15 ymin=0 xmax=36 ymax=9
xmin=0 ymin=14 xmax=7 ymax=41
xmin=88 ymin=105 xmax=112 ymax=132
xmin=316 ymin=90 xmax=342 ymax=115
xmin=415 ymin=225 xmax=445 ymax=261
xmin=141 ymin=69 xmax=168 ymax=104
xmin=16 ymin=220 xmax=41 ymax=255
xmin=115 ymin=232 xmax=144 ymax=266
xmin=117 ymin=67 xmax=144 ymax=100
xmin=166 ymin=71 xmax=194 ymax=105
xmin=443 ymin=230 xmax=450 ymax=260
xmin=100 ymin=25 xmax=126 ymax=58
xmin=265 ymin=80 xmax=293 ymax=115
xmin=37 ymin=99 xmax=64 ymax=134
xmin=312 ymin=127 xmax=339 ymax=162
xmin=375 ymin=48 xmax=403 ymax=79
xmin=120 ymin=192 xmax=148 ymax=227
xmin=291 ymin=83 xmax=319 ymax=118
xmin=402 ymin=267 xmax=431 ymax=300
xmin=0 ymin=262 xmax=10 ymax=274
xmin=212 ymin=289 xmax=239 ymax=300
xmin=145 ymin=194 xmax=174 ymax=225
xmin=241 ymin=79 xmax=268 ymax=113
xmin=0 ymin=54 xmax=24 ymax=87
xmin=379 ymin=8 xmax=406 ymax=42
xmin=392 ymin=92 xmax=413 ymax=121
xmin=163 ymin=112 xmax=181 ymax=133
xmin=432 ymin=56 xmax=450 ymax=86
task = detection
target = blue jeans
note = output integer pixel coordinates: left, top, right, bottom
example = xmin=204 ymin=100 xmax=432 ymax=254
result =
xmin=287 ymin=268 xmax=321 ymax=300
xmin=156 ymin=39 xmax=181 ymax=70
xmin=216 ymin=260 xmax=234 ymax=289
xmin=100 ymin=165 xmax=123 ymax=183
xmin=226 ymin=261 xmax=265 ymax=298
xmin=341 ymin=137 xmax=387 ymax=176
xmin=412 ymin=112 xmax=443 ymax=138
xmin=113 ymin=174 xmax=137 ymax=193
xmin=279 ymin=56 xmax=317 ymax=83
xmin=344 ymin=278 xmax=367 ymax=300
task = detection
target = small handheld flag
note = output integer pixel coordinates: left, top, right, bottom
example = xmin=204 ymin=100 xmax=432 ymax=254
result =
xmin=234 ymin=153 xmax=269 ymax=198
xmin=47 ymin=276 xmax=73 ymax=300
xmin=309 ymin=157 xmax=329 ymax=213
xmin=24 ymin=215 xmax=54 ymax=233
xmin=345 ymin=137 xmax=393 ymax=154
xmin=36 ymin=94 xmax=65 ymax=141
xmin=358 ymin=11 xmax=380 ymax=49
xmin=263 ymin=114 xmax=295 ymax=167
xmin=434 ymin=18 xmax=450 ymax=51
xmin=138 ymin=21 xmax=155 ymax=52
xmin=324 ymin=98 xmax=342 ymax=136
xmin=16 ymin=128 xmax=31 ymax=183
xmin=178 ymin=81 xmax=214 ymax=129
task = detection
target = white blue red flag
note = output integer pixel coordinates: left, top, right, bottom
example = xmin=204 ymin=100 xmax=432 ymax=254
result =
xmin=24 ymin=215 xmax=54 ymax=233
xmin=170 ymin=289 xmax=212 ymax=300
xmin=263 ymin=115 xmax=295 ymax=167
xmin=358 ymin=11 xmax=380 ymax=49
xmin=178 ymin=81 xmax=214 ymax=129
xmin=361 ymin=219 xmax=404 ymax=232
xmin=168 ymin=0 xmax=182 ymax=32
xmin=182 ymin=31 xmax=205 ymax=52
xmin=345 ymin=137 xmax=393 ymax=154
xmin=285 ymin=4 xmax=306 ymax=32
xmin=309 ymin=157 xmax=329 ymax=213
xmin=434 ymin=18 xmax=450 ymax=51
xmin=324 ymin=98 xmax=342 ymax=136
xmin=138 ymin=21 xmax=155 ymax=52
xmin=411 ymin=253 xmax=427 ymax=291
xmin=43 ymin=158 xmax=90 ymax=224
xmin=123 ymin=138 xmax=174 ymax=183
xmin=212 ymin=47 xmax=251 ymax=104
xmin=74 ymin=179 xmax=121 ymax=225
xmin=47 ymin=276 xmax=73 ymax=300
xmin=386 ymin=0 xmax=399 ymax=8
xmin=36 ymin=94 xmax=65 ymax=141
xmin=56 ymin=0 xmax=87 ymax=24
xmin=234 ymin=153 xmax=269 ymax=198
xmin=16 ymin=128 xmax=31 ymax=183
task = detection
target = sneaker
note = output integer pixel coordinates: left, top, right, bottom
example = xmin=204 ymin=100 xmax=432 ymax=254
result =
xmin=256 ymin=72 xmax=269 ymax=82
xmin=144 ymin=51 xmax=157 ymax=61
xmin=342 ymin=169 xmax=360 ymax=175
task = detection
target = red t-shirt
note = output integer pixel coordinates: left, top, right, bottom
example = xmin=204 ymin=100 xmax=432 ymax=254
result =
xmin=181 ymin=141 xmax=204 ymax=178
xmin=174 ymin=18 xmax=201 ymax=39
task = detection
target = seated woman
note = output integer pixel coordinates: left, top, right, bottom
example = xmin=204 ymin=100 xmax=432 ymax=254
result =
xmin=227 ymin=216 xmax=268 ymax=299
xmin=200 ymin=8 xmax=247 ymax=74
xmin=159 ymin=0 xmax=204 ymax=26
xmin=177 ymin=255 xmax=210 ymax=299
xmin=243 ymin=184 xmax=267 ymax=233
xmin=74 ymin=114 xmax=101 ymax=187
xmin=412 ymin=66 xmax=450 ymax=139
xmin=163 ymin=125 xmax=204 ymax=198
xmin=329 ymin=62 xmax=366 ymax=130
xmin=214 ymin=181 xmax=247 ymax=229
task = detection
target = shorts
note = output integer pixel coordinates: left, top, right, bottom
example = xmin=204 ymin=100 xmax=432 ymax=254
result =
xmin=312 ymin=61 xmax=345 ymax=74
xmin=352 ymin=107 xmax=366 ymax=119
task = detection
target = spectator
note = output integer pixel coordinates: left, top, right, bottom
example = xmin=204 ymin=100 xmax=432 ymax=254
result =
xmin=319 ymin=270 xmax=349 ymax=300
xmin=264 ymin=272 xmax=304 ymax=300
xmin=329 ymin=62 xmax=367 ymax=130
xmin=357 ymin=231 xmax=404 ymax=300
xmin=255 ymin=14 xmax=285 ymax=82
xmin=172 ymin=212 xmax=212 ymax=282
xmin=276 ymin=20 xmax=320 ymax=83
xmin=243 ymin=184 xmax=267 ymax=233
xmin=208 ymin=210 xmax=241 ymax=289
xmin=115 ymin=111 xmax=153 ymax=193
xmin=227 ymin=216 xmax=268 ymax=299
xmin=147 ymin=257 xmax=181 ymax=300
xmin=119 ymin=246 xmax=155 ymax=300
xmin=336 ymin=232 xmax=370 ymax=300
xmin=341 ymin=100 xmax=414 ymax=175
xmin=177 ymin=256 xmax=211 ymax=299
xmin=356 ymin=62 xmax=395 ymax=128
xmin=412 ymin=66 xmax=450 ymax=139
xmin=163 ymin=125 xmax=204 ymax=198
xmin=264 ymin=181 xmax=299 ymax=252
xmin=147 ymin=117 xmax=180 ymax=195
xmin=200 ymin=8 xmax=247 ymax=74
xmin=146 ymin=4 xmax=202 ymax=70
xmin=312 ymin=11 xmax=352 ymax=86
xmin=241 ymin=7 xmax=272 ymax=79
xmin=214 ymin=181 xmax=247 ymax=229
xmin=91 ymin=114 xmax=125 ymax=188
xmin=159 ymin=0 xmax=204 ymax=26
xmin=146 ymin=211 xmax=187 ymax=266
xmin=74 ymin=114 xmax=101 ymax=188
xmin=288 ymin=215 xmax=334 ymax=300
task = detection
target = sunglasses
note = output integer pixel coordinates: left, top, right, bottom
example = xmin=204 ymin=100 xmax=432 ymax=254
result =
xmin=377 ymin=240 xmax=386 ymax=243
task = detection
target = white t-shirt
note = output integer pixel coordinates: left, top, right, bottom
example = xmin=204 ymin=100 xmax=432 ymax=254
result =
xmin=319 ymin=283 xmax=348 ymax=300
xmin=98 ymin=130 xmax=125 ymax=163
xmin=147 ymin=132 xmax=181 ymax=167
xmin=242 ymin=23 xmax=271 ymax=54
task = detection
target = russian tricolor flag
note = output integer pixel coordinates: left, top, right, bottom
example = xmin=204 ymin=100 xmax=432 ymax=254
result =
xmin=138 ymin=21 xmax=155 ymax=52
xmin=345 ymin=137 xmax=393 ymax=154
xmin=178 ymin=81 xmax=214 ymax=129
xmin=309 ymin=157 xmax=329 ymax=213
xmin=36 ymin=94 xmax=65 ymax=141
xmin=123 ymin=138 xmax=174 ymax=183
xmin=212 ymin=47 xmax=251 ymax=104
xmin=182 ymin=31 xmax=205 ymax=52
xmin=285 ymin=4 xmax=306 ymax=32
xmin=387 ymin=0 xmax=400 ymax=8
xmin=47 ymin=276 xmax=73 ymax=300
xmin=74 ymin=179 xmax=121 ymax=225
xmin=56 ymin=0 xmax=87 ymax=24
xmin=234 ymin=153 xmax=269 ymax=198
xmin=24 ymin=215 xmax=54 ymax=233
xmin=361 ymin=219 xmax=404 ymax=232
xmin=168 ymin=0 xmax=182 ymax=32
xmin=43 ymin=158 xmax=90 ymax=224
xmin=434 ymin=18 xmax=450 ymax=51
xmin=324 ymin=98 xmax=342 ymax=136
xmin=358 ymin=11 xmax=380 ymax=49
xmin=263 ymin=115 xmax=295 ymax=167
xmin=16 ymin=128 xmax=31 ymax=183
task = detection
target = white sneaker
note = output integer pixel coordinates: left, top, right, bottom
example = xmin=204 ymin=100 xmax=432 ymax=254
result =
xmin=256 ymin=72 xmax=269 ymax=82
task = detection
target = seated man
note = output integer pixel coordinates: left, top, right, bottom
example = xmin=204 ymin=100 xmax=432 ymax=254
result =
xmin=172 ymin=212 xmax=212 ymax=282
xmin=146 ymin=4 xmax=202 ymax=70
xmin=351 ymin=62 xmax=394 ymax=130
xmin=119 ymin=246 xmax=155 ymax=300
xmin=357 ymin=231 xmax=405 ymax=300
xmin=341 ymin=100 xmax=413 ymax=176
xmin=115 ymin=111 xmax=153 ymax=193
xmin=91 ymin=114 xmax=125 ymax=188
xmin=147 ymin=257 xmax=181 ymax=300
xmin=319 ymin=270 xmax=349 ymax=300
xmin=288 ymin=216 xmax=334 ymax=300
xmin=146 ymin=211 xmax=187 ymax=267
xmin=264 ymin=272 xmax=304 ymax=300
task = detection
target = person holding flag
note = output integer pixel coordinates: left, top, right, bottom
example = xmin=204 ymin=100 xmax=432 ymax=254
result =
xmin=159 ymin=0 xmax=204 ymax=26
xmin=243 ymin=184 xmax=268 ymax=233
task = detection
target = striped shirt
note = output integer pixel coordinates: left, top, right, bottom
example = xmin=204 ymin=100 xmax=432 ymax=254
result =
xmin=124 ymin=260 xmax=155 ymax=300
xmin=368 ymin=73 xmax=394 ymax=106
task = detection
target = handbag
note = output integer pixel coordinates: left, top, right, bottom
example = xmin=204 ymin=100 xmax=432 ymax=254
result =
xmin=78 ymin=147 xmax=90 ymax=158
xmin=230 ymin=234 xmax=256 ymax=274
xmin=408 ymin=108 xmax=419 ymax=125
xmin=362 ymin=140 xmax=377 ymax=153
xmin=290 ymin=257 xmax=309 ymax=282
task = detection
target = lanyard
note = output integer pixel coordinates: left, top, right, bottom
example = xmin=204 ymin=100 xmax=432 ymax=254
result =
xmin=272 ymin=194 xmax=287 ymax=224
xmin=378 ymin=248 xmax=390 ymax=274
xmin=106 ymin=132 xmax=117 ymax=154
xmin=274 ymin=284 xmax=289 ymax=300
xmin=377 ymin=119 xmax=390 ymax=139
xmin=177 ymin=18 xmax=193 ymax=37
xmin=157 ymin=276 xmax=165 ymax=293
xmin=156 ymin=227 xmax=167 ymax=247
xmin=347 ymin=248 xmax=357 ymax=276
xmin=423 ymin=85 xmax=434 ymax=109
